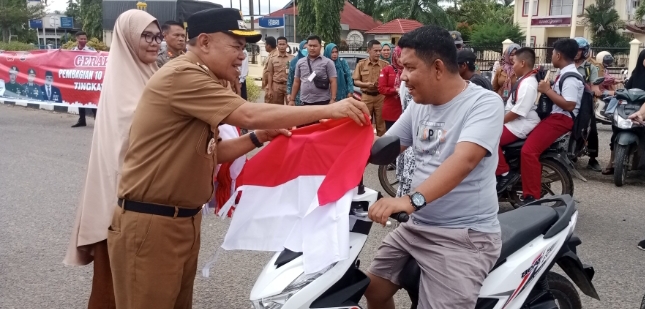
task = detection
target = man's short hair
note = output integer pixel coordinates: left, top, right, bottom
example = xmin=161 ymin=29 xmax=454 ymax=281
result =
xmin=265 ymin=36 xmax=277 ymax=48
xmin=277 ymin=36 xmax=288 ymax=44
xmin=75 ymin=31 xmax=87 ymax=37
xmin=553 ymin=38 xmax=578 ymax=62
xmin=162 ymin=21 xmax=184 ymax=33
xmin=306 ymin=35 xmax=321 ymax=45
xmin=515 ymin=47 xmax=536 ymax=68
xmin=367 ymin=40 xmax=381 ymax=50
xmin=398 ymin=25 xmax=458 ymax=73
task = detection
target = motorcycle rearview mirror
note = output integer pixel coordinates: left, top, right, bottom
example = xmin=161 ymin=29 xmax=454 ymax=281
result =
xmin=369 ymin=135 xmax=401 ymax=165
xmin=593 ymin=77 xmax=605 ymax=85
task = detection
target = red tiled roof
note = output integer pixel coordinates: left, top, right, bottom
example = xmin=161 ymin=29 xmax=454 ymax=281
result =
xmin=365 ymin=19 xmax=423 ymax=34
xmin=257 ymin=1 xmax=381 ymax=31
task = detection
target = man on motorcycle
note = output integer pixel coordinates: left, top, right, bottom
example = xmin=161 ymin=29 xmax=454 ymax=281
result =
xmin=573 ymin=37 xmax=602 ymax=171
xmin=522 ymin=39 xmax=584 ymax=204
xmin=496 ymin=47 xmax=541 ymax=192
xmin=365 ymin=25 xmax=504 ymax=309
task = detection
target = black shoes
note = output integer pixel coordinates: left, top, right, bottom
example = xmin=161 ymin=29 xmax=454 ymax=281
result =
xmin=638 ymin=240 xmax=645 ymax=251
xmin=496 ymin=171 xmax=519 ymax=194
xmin=72 ymin=121 xmax=86 ymax=128
xmin=587 ymin=158 xmax=602 ymax=172
xmin=516 ymin=195 xmax=537 ymax=207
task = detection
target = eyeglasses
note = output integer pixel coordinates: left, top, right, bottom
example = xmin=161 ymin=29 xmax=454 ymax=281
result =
xmin=142 ymin=32 xmax=163 ymax=44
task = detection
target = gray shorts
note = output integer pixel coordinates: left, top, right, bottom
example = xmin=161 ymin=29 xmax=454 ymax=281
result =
xmin=367 ymin=220 xmax=502 ymax=309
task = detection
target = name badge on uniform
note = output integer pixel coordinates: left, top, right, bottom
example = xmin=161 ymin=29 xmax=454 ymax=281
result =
xmin=308 ymin=71 xmax=316 ymax=82
xmin=207 ymin=138 xmax=216 ymax=155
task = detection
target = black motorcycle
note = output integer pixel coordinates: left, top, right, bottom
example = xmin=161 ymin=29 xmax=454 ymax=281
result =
xmin=610 ymin=88 xmax=645 ymax=186
xmin=498 ymin=134 xmax=582 ymax=207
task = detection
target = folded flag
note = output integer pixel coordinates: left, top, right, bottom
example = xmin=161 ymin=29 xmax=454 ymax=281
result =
xmin=218 ymin=118 xmax=374 ymax=273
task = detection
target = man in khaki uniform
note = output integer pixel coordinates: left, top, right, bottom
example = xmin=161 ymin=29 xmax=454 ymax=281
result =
xmin=266 ymin=36 xmax=294 ymax=104
xmin=107 ymin=8 xmax=370 ymax=309
xmin=262 ymin=36 xmax=277 ymax=102
xmin=353 ymin=39 xmax=388 ymax=136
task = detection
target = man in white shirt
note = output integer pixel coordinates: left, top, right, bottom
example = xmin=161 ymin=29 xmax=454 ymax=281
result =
xmin=496 ymin=47 xmax=540 ymax=192
xmin=70 ymin=31 xmax=97 ymax=127
xmin=520 ymin=39 xmax=584 ymax=204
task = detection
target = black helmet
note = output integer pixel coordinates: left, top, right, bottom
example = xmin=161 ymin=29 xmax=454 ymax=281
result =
xmin=602 ymin=54 xmax=614 ymax=67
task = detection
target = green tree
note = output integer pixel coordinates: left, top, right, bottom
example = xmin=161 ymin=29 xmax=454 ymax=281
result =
xmin=0 ymin=0 xmax=45 ymax=42
xmin=315 ymin=0 xmax=345 ymax=44
xmin=80 ymin=0 xmax=103 ymax=40
xmin=470 ymin=22 xmax=523 ymax=49
xmin=380 ymin=0 xmax=453 ymax=29
xmin=584 ymin=0 xmax=629 ymax=49
xmin=297 ymin=0 xmax=316 ymax=39
xmin=453 ymin=0 xmax=513 ymax=26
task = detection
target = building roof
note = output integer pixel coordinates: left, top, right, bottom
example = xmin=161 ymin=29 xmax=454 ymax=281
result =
xmin=365 ymin=19 xmax=423 ymax=34
xmin=258 ymin=0 xmax=381 ymax=31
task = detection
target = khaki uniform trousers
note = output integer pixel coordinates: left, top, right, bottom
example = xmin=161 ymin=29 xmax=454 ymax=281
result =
xmin=362 ymin=93 xmax=386 ymax=136
xmin=269 ymin=82 xmax=287 ymax=105
xmin=107 ymin=207 xmax=202 ymax=309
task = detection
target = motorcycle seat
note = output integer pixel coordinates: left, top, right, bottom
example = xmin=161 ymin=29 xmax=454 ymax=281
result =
xmin=616 ymin=88 xmax=645 ymax=103
xmin=502 ymin=139 xmax=526 ymax=150
xmin=398 ymin=206 xmax=558 ymax=294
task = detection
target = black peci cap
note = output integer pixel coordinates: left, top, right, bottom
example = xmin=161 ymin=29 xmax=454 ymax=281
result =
xmin=187 ymin=8 xmax=262 ymax=43
xmin=456 ymin=49 xmax=477 ymax=64
xmin=45 ymin=71 xmax=54 ymax=77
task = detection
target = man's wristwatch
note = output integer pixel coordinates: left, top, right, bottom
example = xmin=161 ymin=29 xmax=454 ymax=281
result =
xmin=408 ymin=192 xmax=426 ymax=211
xmin=249 ymin=131 xmax=264 ymax=148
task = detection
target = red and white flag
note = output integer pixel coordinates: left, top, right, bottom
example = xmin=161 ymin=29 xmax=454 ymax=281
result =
xmin=218 ymin=118 xmax=374 ymax=273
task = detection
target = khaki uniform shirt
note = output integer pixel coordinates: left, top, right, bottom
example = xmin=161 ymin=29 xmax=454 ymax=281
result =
xmin=353 ymin=58 xmax=388 ymax=93
xmin=267 ymin=53 xmax=294 ymax=84
xmin=118 ymin=51 xmax=246 ymax=208
xmin=262 ymin=49 xmax=278 ymax=88
xmin=157 ymin=46 xmax=185 ymax=68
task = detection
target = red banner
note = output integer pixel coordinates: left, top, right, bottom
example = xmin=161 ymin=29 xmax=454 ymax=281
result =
xmin=0 ymin=50 xmax=108 ymax=108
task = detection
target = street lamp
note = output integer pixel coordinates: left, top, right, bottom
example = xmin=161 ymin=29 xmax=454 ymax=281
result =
xmin=137 ymin=1 xmax=147 ymax=11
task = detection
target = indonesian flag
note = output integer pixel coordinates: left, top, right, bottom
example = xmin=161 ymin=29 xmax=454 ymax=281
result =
xmin=213 ymin=124 xmax=246 ymax=217
xmin=218 ymin=118 xmax=374 ymax=273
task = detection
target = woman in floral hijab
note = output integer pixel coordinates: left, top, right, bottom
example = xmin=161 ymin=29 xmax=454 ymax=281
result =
xmin=492 ymin=44 xmax=520 ymax=103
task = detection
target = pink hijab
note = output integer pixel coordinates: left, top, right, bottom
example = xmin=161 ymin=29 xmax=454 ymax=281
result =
xmin=501 ymin=44 xmax=520 ymax=100
xmin=64 ymin=9 xmax=159 ymax=265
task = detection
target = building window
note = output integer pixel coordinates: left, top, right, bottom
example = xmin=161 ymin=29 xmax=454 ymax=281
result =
xmin=629 ymin=0 xmax=641 ymax=20
xmin=523 ymin=0 xmax=538 ymax=16
xmin=550 ymin=0 xmax=584 ymax=16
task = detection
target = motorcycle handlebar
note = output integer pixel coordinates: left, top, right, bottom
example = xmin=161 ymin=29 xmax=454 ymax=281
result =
xmin=390 ymin=212 xmax=409 ymax=223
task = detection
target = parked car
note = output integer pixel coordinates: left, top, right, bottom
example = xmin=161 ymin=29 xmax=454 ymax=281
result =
xmin=338 ymin=53 xmax=368 ymax=100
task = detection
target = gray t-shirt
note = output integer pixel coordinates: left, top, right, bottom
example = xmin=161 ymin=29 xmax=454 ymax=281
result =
xmin=295 ymin=55 xmax=337 ymax=103
xmin=387 ymin=82 xmax=503 ymax=233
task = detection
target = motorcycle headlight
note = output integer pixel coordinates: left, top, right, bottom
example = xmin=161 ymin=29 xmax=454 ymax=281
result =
xmin=250 ymin=263 xmax=336 ymax=309
xmin=614 ymin=114 xmax=633 ymax=129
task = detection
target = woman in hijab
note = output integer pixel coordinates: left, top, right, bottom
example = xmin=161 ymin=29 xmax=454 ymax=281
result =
xmin=378 ymin=45 xmax=403 ymax=131
xmin=287 ymin=40 xmax=307 ymax=106
xmin=324 ymin=43 xmax=354 ymax=101
xmin=602 ymin=49 xmax=645 ymax=175
xmin=492 ymin=43 xmax=520 ymax=103
xmin=63 ymin=9 xmax=161 ymax=308
xmin=380 ymin=43 xmax=393 ymax=64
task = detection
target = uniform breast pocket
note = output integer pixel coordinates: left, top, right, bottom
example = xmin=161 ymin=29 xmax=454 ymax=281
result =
xmin=360 ymin=70 xmax=370 ymax=78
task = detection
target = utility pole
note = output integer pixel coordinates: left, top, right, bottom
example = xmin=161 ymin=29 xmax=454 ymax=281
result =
xmin=570 ymin=0 xmax=579 ymax=38
xmin=526 ymin=0 xmax=534 ymax=47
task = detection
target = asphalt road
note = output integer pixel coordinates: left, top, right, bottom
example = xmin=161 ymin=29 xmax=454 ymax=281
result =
xmin=1 ymin=103 xmax=644 ymax=309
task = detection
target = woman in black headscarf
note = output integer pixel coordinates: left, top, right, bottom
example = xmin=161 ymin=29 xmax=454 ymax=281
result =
xmin=602 ymin=49 xmax=645 ymax=175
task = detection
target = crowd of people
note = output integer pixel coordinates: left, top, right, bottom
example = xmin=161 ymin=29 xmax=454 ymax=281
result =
xmin=56 ymin=5 xmax=645 ymax=309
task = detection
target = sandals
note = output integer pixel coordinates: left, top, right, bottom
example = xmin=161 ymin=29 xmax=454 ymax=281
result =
xmin=601 ymin=167 xmax=614 ymax=175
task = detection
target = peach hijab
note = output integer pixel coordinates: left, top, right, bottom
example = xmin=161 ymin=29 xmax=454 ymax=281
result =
xmin=64 ymin=9 xmax=159 ymax=265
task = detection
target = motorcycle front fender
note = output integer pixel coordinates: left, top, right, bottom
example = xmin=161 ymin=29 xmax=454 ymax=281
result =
xmin=541 ymin=152 xmax=587 ymax=182
xmin=616 ymin=131 xmax=639 ymax=147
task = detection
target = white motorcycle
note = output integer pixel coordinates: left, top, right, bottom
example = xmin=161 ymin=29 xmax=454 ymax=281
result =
xmin=249 ymin=136 xmax=600 ymax=309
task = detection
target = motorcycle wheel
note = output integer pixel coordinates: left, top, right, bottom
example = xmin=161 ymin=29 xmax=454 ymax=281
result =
xmin=540 ymin=159 xmax=574 ymax=197
xmin=546 ymin=272 xmax=582 ymax=309
xmin=378 ymin=163 xmax=398 ymax=197
xmin=614 ymin=144 xmax=630 ymax=187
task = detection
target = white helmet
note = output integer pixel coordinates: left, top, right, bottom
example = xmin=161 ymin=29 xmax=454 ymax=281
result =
xmin=596 ymin=51 xmax=610 ymax=64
